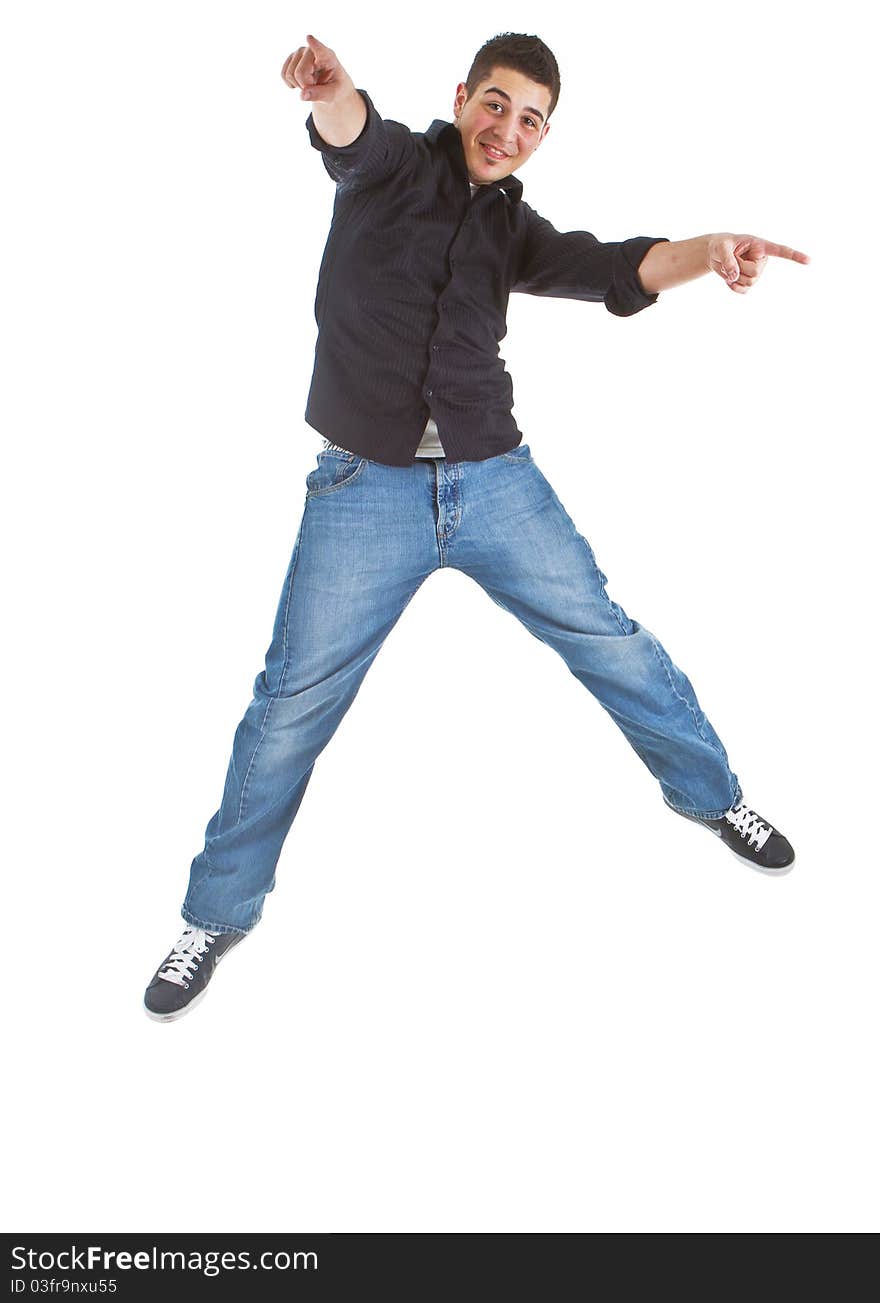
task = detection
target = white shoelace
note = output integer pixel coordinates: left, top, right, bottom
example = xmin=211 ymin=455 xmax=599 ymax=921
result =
xmin=724 ymin=803 xmax=773 ymax=850
xmin=158 ymin=926 xmax=217 ymax=987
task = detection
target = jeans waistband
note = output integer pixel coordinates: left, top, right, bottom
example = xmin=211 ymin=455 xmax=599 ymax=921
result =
xmin=321 ymin=438 xmax=445 ymax=461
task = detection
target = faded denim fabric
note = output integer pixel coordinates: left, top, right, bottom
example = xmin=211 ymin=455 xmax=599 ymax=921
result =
xmin=182 ymin=446 xmax=740 ymax=934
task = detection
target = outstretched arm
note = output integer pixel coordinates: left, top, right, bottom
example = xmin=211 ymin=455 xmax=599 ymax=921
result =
xmin=637 ymin=233 xmax=810 ymax=295
xmin=281 ymin=34 xmax=366 ymax=147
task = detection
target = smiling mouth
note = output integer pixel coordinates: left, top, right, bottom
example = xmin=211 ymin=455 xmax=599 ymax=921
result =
xmin=480 ymin=143 xmax=510 ymax=163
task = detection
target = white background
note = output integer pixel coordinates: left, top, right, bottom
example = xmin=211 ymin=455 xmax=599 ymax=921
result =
xmin=3 ymin=0 xmax=876 ymax=1233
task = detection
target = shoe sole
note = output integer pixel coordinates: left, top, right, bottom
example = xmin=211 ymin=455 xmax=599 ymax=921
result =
xmin=723 ymin=844 xmax=795 ymax=876
xmin=143 ymin=936 xmax=243 ymax=1023
xmin=674 ymin=808 xmax=795 ymax=877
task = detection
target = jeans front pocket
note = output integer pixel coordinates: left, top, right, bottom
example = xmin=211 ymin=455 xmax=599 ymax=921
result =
xmin=306 ymin=451 xmax=368 ymax=498
xmin=501 ymin=443 xmax=532 ymax=463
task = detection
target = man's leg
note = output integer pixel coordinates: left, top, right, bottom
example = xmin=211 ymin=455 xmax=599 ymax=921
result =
xmin=181 ymin=449 xmax=439 ymax=935
xmin=446 ymin=444 xmax=740 ymax=819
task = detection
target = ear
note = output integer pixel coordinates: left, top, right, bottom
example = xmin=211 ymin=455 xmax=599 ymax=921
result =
xmin=452 ymin=80 xmax=468 ymax=120
xmin=536 ymin=121 xmax=551 ymax=148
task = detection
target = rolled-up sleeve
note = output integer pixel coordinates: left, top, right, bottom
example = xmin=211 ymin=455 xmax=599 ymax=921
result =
xmin=512 ymin=204 xmax=669 ymax=316
xmin=305 ymin=89 xmax=416 ymax=190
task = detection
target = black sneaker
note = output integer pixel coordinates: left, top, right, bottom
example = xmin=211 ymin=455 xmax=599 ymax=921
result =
xmin=143 ymin=924 xmax=245 ymax=1022
xmin=674 ymin=800 xmax=795 ymax=874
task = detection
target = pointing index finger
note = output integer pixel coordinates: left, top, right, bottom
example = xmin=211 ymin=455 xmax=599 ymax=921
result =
xmin=764 ymin=241 xmax=811 ymax=265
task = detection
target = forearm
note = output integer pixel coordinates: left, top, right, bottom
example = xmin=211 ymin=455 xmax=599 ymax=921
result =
xmin=310 ymin=86 xmax=367 ymax=148
xmin=637 ymin=235 xmax=712 ymax=294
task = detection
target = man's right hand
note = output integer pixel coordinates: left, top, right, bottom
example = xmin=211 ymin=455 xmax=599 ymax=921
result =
xmin=282 ymin=34 xmax=367 ymax=149
xmin=281 ymin=35 xmax=353 ymax=105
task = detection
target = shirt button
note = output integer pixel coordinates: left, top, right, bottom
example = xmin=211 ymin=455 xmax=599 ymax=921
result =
xmin=426 ymin=389 xmax=433 ymax=397
xmin=432 ymin=345 xmax=439 ymax=351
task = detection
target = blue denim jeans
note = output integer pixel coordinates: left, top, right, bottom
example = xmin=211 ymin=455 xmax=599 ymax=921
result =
xmin=182 ymin=444 xmax=741 ymax=934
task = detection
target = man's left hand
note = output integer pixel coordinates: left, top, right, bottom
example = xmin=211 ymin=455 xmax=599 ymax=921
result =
xmin=708 ymin=234 xmax=811 ymax=294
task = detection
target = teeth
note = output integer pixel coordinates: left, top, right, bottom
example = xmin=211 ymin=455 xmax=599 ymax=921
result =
xmin=483 ymin=144 xmax=506 ymax=159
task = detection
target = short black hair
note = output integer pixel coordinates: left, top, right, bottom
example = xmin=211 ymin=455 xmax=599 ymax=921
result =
xmin=464 ymin=33 xmax=561 ymax=120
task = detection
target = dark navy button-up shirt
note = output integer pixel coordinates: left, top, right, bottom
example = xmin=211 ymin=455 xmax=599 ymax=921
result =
xmin=304 ymin=89 xmax=668 ymax=466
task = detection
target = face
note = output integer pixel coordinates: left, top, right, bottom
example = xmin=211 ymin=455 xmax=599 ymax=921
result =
xmin=453 ymin=65 xmax=552 ymax=185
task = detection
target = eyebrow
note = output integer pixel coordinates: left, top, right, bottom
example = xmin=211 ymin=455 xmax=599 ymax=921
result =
xmin=482 ymin=87 xmax=545 ymax=124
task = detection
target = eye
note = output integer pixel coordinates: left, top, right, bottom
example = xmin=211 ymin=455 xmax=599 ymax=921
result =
xmin=487 ymin=102 xmax=537 ymax=130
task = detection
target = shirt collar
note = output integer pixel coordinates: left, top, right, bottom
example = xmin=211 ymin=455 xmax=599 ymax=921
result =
xmin=426 ymin=119 xmax=524 ymax=203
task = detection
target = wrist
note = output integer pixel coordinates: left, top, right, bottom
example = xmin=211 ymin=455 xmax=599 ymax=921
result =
xmin=310 ymin=85 xmax=367 ymax=149
xmin=309 ymin=78 xmax=359 ymax=115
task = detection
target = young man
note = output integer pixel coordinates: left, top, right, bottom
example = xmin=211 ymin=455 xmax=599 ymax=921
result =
xmin=144 ymin=32 xmax=808 ymax=1022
